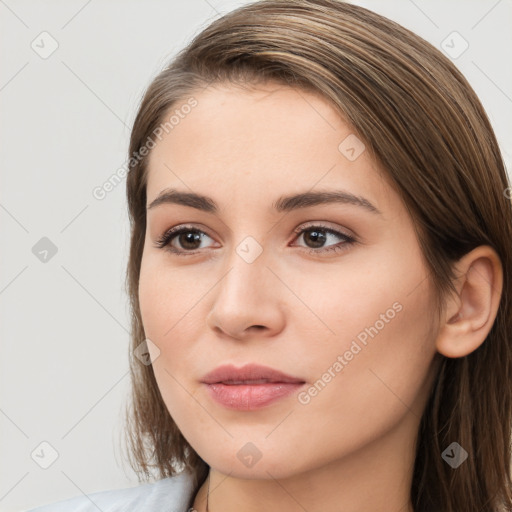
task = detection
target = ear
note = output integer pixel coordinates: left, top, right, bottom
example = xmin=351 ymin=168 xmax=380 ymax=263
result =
xmin=436 ymin=245 xmax=503 ymax=358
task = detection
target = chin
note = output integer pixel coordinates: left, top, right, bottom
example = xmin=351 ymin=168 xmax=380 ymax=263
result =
xmin=202 ymin=445 xmax=307 ymax=481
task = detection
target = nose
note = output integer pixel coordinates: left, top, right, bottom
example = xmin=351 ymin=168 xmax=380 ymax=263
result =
xmin=205 ymin=253 xmax=286 ymax=341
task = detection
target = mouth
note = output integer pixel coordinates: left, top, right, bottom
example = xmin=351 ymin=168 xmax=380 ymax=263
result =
xmin=217 ymin=379 xmax=289 ymax=385
xmin=201 ymin=363 xmax=305 ymax=385
xmin=201 ymin=364 xmax=306 ymax=410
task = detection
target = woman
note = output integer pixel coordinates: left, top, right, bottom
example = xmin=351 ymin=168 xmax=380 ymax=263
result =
xmin=27 ymin=0 xmax=512 ymax=511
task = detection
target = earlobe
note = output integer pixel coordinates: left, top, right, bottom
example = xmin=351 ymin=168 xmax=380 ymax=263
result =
xmin=435 ymin=245 xmax=503 ymax=359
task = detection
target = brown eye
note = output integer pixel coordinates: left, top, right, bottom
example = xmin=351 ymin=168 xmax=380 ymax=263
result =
xmin=174 ymin=230 xmax=203 ymax=250
xmin=301 ymin=227 xmax=329 ymax=248
xmin=154 ymin=226 xmax=215 ymax=255
xmin=293 ymin=224 xmax=356 ymax=255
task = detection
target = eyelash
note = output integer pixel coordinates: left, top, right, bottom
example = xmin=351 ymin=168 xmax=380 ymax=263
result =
xmin=153 ymin=223 xmax=357 ymax=257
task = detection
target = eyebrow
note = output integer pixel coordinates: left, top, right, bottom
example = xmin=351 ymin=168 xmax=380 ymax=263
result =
xmin=146 ymin=188 xmax=382 ymax=215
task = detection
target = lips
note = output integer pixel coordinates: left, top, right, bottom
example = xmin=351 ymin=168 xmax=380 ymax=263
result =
xmin=200 ymin=363 xmax=305 ymax=385
xmin=201 ymin=364 xmax=306 ymax=411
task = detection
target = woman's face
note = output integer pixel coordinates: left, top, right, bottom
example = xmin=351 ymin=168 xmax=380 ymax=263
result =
xmin=139 ymin=81 xmax=440 ymax=479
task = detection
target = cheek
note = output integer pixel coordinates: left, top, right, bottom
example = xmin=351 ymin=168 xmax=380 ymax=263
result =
xmin=138 ymin=264 xmax=199 ymax=430
xmin=138 ymin=257 xmax=186 ymax=379
xmin=293 ymin=260 xmax=437 ymax=445
xmin=138 ymin=253 xmax=204 ymax=341
xmin=138 ymin=262 xmax=164 ymax=343
xmin=138 ymin=255 xmax=210 ymax=393
xmin=288 ymin=243 xmax=437 ymax=423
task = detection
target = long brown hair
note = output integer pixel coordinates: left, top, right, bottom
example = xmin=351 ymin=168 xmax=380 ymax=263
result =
xmin=122 ymin=1 xmax=512 ymax=510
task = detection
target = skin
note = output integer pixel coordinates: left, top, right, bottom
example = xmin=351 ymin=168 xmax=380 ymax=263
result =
xmin=138 ymin=81 xmax=503 ymax=512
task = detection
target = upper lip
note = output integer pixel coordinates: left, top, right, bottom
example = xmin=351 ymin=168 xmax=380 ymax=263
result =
xmin=201 ymin=364 xmax=305 ymax=384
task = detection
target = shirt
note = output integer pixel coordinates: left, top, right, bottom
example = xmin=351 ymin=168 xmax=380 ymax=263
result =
xmin=24 ymin=469 xmax=197 ymax=512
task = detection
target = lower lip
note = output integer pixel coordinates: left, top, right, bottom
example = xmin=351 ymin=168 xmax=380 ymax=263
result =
xmin=203 ymin=382 xmax=305 ymax=410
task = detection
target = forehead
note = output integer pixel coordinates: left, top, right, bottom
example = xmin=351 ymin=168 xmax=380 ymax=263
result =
xmin=145 ymin=82 xmax=398 ymax=215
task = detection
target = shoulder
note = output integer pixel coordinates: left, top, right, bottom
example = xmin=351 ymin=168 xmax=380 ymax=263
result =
xmin=24 ymin=470 xmax=196 ymax=512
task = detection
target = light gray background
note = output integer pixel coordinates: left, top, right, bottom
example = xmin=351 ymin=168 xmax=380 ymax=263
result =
xmin=1 ymin=0 xmax=511 ymax=511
